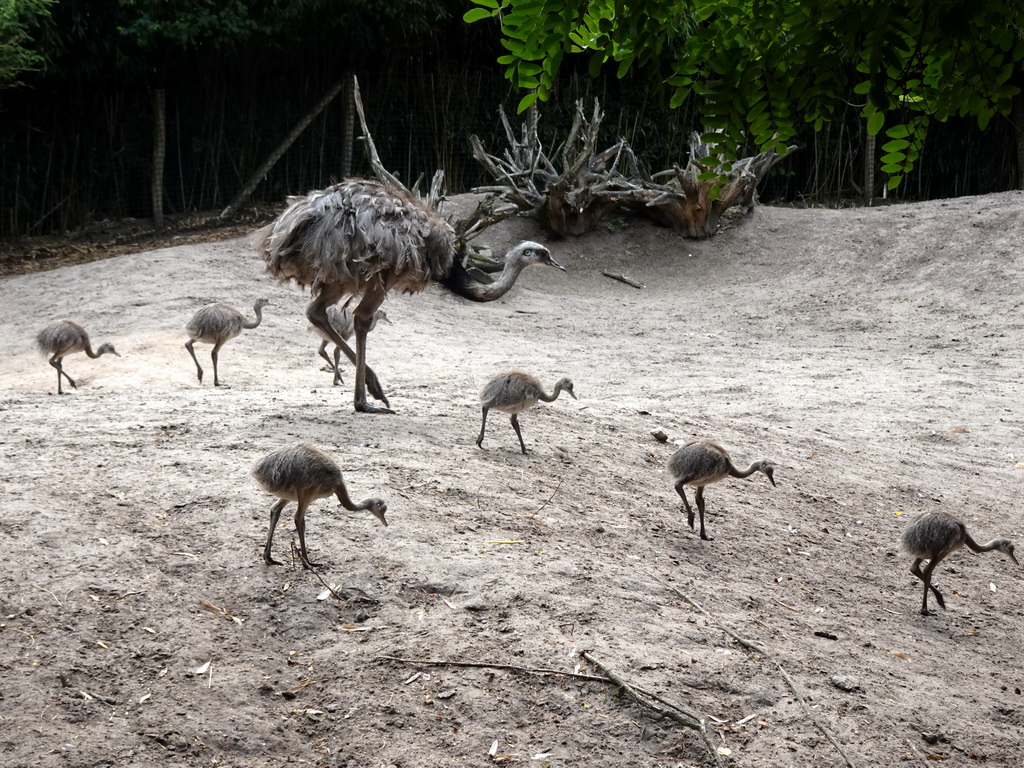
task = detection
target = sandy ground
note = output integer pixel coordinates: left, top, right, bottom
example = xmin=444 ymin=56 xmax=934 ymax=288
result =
xmin=1 ymin=190 xmax=1023 ymax=767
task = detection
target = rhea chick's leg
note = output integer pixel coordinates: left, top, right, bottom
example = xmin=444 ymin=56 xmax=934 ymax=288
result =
xmin=332 ymin=346 xmax=343 ymax=386
xmin=185 ymin=340 xmax=204 ymax=382
xmin=510 ymin=413 xmax=528 ymax=455
xmin=694 ymin=486 xmax=712 ymax=541
xmin=293 ymin=500 xmax=320 ymax=569
xmin=263 ymin=499 xmax=288 ymax=566
xmin=210 ymin=339 xmax=227 ymax=387
xmin=50 ymin=356 xmax=76 ymax=394
xmin=910 ymin=557 xmax=946 ymax=615
xmin=675 ymin=481 xmax=696 ymax=531
xmin=476 ymin=406 xmax=490 ymax=448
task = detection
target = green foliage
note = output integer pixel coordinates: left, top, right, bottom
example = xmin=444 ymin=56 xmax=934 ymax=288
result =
xmin=0 ymin=0 xmax=52 ymax=86
xmin=466 ymin=0 xmax=1024 ymax=188
xmin=115 ymin=0 xmax=259 ymax=50
xmin=33 ymin=0 xmax=459 ymax=81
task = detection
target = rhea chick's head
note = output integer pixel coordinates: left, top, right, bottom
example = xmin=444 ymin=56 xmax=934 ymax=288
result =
xmin=994 ymin=539 xmax=1019 ymax=565
xmin=556 ymin=377 xmax=577 ymax=399
xmin=364 ymin=498 xmax=389 ymax=527
xmin=98 ymin=342 xmax=121 ymax=357
xmin=758 ymin=460 xmax=776 ymax=486
xmin=509 ymin=241 xmax=565 ymax=271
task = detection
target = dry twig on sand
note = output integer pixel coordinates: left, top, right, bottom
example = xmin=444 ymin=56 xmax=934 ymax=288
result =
xmin=580 ymin=651 xmax=723 ymax=768
xmin=377 ymin=653 xmax=724 ymax=767
xmin=660 ymin=580 xmax=856 ymax=768
xmin=374 ymin=655 xmax=608 ymax=683
xmin=601 ymin=271 xmax=644 ymax=289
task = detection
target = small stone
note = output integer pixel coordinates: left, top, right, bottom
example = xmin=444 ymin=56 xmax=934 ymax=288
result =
xmin=651 ymin=429 xmax=669 ymax=443
xmin=830 ymin=675 xmax=861 ymax=692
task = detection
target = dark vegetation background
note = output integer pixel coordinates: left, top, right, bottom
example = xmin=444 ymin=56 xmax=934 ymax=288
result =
xmin=0 ymin=0 xmax=1020 ymax=240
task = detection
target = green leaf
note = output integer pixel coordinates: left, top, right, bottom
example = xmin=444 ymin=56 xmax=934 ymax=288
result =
xmin=867 ymin=111 xmax=885 ymax=135
xmin=885 ymin=124 xmax=910 ymax=139
xmin=881 ymin=139 xmax=910 ymax=152
xmin=887 ymin=176 xmax=904 ymax=190
xmin=463 ymin=8 xmax=494 ymax=23
xmin=516 ymin=92 xmax=539 ymax=113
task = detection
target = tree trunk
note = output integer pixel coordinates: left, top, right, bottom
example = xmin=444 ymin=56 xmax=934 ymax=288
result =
xmin=1013 ymin=92 xmax=1024 ymax=191
xmin=151 ymin=88 xmax=166 ymax=228
xmin=863 ymin=119 xmax=876 ymax=205
xmin=340 ymin=72 xmax=356 ymax=178
xmin=220 ymin=78 xmax=346 ymax=219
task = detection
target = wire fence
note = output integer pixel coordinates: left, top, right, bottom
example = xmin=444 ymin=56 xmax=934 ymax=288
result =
xmin=0 ymin=66 xmax=1019 ymax=241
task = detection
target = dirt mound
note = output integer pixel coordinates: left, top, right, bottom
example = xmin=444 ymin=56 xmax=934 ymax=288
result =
xmin=2 ymin=191 xmax=1023 ymax=766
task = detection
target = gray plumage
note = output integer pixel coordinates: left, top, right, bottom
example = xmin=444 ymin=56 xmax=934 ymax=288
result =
xmin=900 ymin=510 xmax=1018 ymax=615
xmin=476 ymin=370 xmax=576 ymax=455
xmin=256 ymin=179 xmax=565 ymax=414
xmin=668 ymin=439 xmax=776 ymax=541
xmin=184 ymin=298 xmax=269 ymax=387
xmin=312 ymin=306 xmax=389 ymax=386
xmin=36 ymin=320 xmax=120 ymax=394
xmin=252 ymin=442 xmax=388 ymax=569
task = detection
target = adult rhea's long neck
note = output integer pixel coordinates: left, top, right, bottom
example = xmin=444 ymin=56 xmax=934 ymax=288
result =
xmin=440 ymin=241 xmax=561 ymax=303
xmin=471 ymin=247 xmax=536 ymax=301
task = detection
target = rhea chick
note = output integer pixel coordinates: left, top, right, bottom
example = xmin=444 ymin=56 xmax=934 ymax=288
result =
xmin=36 ymin=320 xmax=120 ymax=394
xmin=312 ymin=305 xmax=389 ymax=386
xmin=477 ymin=370 xmax=576 ymax=455
xmin=668 ymin=439 xmax=776 ymax=541
xmin=185 ymin=298 xmax=269 ymax=387
xmin=900 ymin=510 xmax=1018 ymax=616
xmin=252 ymin=442 xmax=387 ymax=569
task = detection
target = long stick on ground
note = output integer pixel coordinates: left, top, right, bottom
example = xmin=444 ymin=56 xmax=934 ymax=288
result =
xmin=375 ymin=655 xmax=608 ymax=683
xmin=580 ymin=651 xmax=723 ymax=768
xmin=659 ymin=580 xmax=856 ymax=768
xmin=377 ymin=653 xmax=722 ymax=767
